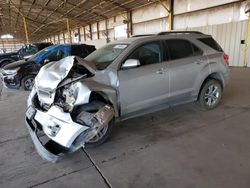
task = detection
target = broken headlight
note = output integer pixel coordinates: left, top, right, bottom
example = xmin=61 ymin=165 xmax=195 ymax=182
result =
xmin=62 ymin=83 xmax=77 ymax=112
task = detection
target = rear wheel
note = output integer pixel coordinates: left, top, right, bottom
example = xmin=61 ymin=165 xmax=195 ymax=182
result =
xmin=21 ymin=75 xmax=35 ymax=91
xmin=197 ymin=79 xmax=222 ymax=110
xmin=76 ymin=101 xmax=114 ymax=148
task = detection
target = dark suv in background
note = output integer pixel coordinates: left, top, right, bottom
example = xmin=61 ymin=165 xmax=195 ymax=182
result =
xmin=0 ymin=42 xmax=53 ymax=68
xmin=0 ymin=43 xmax=96 ymax=90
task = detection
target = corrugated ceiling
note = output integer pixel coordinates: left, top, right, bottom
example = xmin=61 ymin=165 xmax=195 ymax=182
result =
xmin=0 ymin=0 xmax=153 ymax=41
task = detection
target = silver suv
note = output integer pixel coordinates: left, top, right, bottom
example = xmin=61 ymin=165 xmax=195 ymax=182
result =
xmin=25 ymin=31 xmax=230 ymax=162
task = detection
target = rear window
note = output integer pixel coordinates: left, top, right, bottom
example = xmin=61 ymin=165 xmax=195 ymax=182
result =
xmin=71 ymin=45 xmax=96 ymax=58
xmin=198 ymin=37 xmax=223 ymax=52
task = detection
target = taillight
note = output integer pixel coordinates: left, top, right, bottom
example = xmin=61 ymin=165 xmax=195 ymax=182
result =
xmin=223 ymin=53 xmax=229 ymax=65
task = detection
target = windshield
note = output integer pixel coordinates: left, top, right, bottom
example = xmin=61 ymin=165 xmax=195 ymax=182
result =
xmin=85 ymin=43 xmax=128 ymax=70
xmin=28 ymin=46 xmax=54 ymax=61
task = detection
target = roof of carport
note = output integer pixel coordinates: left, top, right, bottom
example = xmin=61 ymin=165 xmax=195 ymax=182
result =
xmin=0 ymin=0 xmax=154 ymax=42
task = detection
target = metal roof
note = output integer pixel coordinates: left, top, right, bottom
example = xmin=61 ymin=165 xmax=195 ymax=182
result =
xmin=0 ymin=0 xmax=154 ymax=42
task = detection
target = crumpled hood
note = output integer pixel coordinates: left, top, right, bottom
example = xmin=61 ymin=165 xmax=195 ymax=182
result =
xmin=35 ymin=56 xmax=96 ymax=91
xmin=35 ymin=56 xmax=96 ymax=105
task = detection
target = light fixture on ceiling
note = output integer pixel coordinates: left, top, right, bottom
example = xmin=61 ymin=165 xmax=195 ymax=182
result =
xmin=1 ymin=34 xmax=14 ymax=39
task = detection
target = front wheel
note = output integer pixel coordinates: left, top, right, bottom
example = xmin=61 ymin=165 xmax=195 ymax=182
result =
xmin=75 ymin=101 xmax=114 ymax=148
xmin=21 ymin=75 xmax=35 ymax=91
xmin=197 ymin=79 xmax=222 ymax=110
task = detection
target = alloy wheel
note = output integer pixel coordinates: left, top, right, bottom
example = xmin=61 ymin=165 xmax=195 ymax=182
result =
xmin=204 ymin=84 xmax=220 ymax=106
xmin=88 ymin=125 xmax=109 ymax=143
xmin=24 ymin=78 xmax=34 ymax=90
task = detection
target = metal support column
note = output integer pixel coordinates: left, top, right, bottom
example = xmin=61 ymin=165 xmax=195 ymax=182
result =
xmin=105 ymin=19 xmax=110 ymax=43
xmin=22 ymin=17 xmax=29 ymax=43
xmin=10 ymin=0 xmax=29 ymax=43
xmin=63 ymin=32 xmax=66 ymax=44
xmin=57 ymin=34 xmax=60 ymax=44
xmin=89 ymin=24 xmax=92 ymax=40
xmin=97 ymin=22 xmax=100 ymax=39
xmin=127 ymin=11 xmax=133 ymax=37
xmin=66 ymin=18 xmax=72 ymax=43
xmin=158 ymin=0 xmax=173 ymax=31
xmin=83 ymin=26 xmax=86 ymax=41
xmin=169 ymin=0 xmax=174 ymax=30
xmin=78 ymin=28 xmax=81 ymax=42
xmin=245 ymin=17 xmax=250 ymax=67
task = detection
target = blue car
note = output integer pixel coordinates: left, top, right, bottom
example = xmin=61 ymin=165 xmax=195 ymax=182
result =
xmin=0 ymin=44 xmax=96 ymax=90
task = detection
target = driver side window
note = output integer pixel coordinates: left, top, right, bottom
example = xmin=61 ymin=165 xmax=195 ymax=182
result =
xmin=127 ymin=42 xmax=162 ymax=66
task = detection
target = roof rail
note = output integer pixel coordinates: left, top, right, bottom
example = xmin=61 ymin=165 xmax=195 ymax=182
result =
xmin=157 ymin=31 xmax=204 ymax=35
xmin=131 ymin=34 xmax=155 ymax=38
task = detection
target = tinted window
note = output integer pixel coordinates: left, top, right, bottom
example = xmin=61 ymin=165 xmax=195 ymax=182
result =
xmin=128 ymin=42 xmax=162 ymax=66
xmin=46 ymin=49 xmax=65 ymax=62
xmin=198 ymin=37 xmax=223 ymax=52
xmin=166 ymin=39 xmax=202 ymax=60
xmin=36 ymin=43 xmax=53 ymax=50
xmin=71 ymin=45 xmax=86 ymax=57
xmin=166 ymin=40 xmax=192 ymax=60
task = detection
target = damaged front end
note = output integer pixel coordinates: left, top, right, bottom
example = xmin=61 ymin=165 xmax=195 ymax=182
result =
xmin=25 ymin=56 xmax=115 ymax=162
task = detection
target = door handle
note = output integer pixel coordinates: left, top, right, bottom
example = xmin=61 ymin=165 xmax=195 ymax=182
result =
xmin=196 ymin=59 xmax=206 ymax=64
xmin=156 ymin=68 xmax=167 ymax=74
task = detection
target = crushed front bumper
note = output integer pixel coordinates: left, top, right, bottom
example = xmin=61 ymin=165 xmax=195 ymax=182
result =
xmin=25 ymin=105 xmax=89 ymax=162
xmin=25 ymin=104 xmax=114 ymax=162
xmin=25 ymin=118 xmax=61 ymax=162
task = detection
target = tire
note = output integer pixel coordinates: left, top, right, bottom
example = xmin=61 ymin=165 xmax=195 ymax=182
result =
xmin=21 ymin=75 xmax=35 ymax=91
xmin=197 ymin=79 xmax=222 ymax=110
xmin=75 ymin=101 xmax=114 ymax=148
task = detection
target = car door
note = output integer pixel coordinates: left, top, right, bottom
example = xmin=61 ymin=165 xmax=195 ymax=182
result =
xmin=118 ymin=41 xmax=170 ymax=116
xmin=165 ymin=39 xmax=205 ymax=103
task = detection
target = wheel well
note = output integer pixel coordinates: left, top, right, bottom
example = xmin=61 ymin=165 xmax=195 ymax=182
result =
xmin=89 ymin=92 xmax=112 ymax=106
xmin=198 ymin=72 xmax=224 ymax=98
xmin=21 ymin=74 xmax=36 ymax=81
xmin=0 ymin=59 xmax=13 ymax=67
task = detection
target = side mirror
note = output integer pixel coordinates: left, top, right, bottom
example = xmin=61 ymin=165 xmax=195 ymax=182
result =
xmin=43 ymin=59 xmax=50 ymax=64
xmin=122 ymin=59 xmax=140 ymax=69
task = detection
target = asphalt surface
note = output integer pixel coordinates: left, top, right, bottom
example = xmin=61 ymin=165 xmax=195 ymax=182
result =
xmin=0 ymin=67 xmax=250 ymax=188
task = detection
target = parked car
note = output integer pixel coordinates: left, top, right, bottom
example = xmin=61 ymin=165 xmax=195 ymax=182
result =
xmin=25 ymin=31 xmax=230 ymax=162
xmin=0 ymin=44 xmax=96 ymax=90
xmin=0 ymin=42 xmax=53 ymax=68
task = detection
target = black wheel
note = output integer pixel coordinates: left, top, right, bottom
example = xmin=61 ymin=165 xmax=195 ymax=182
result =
xmin=21 ymin=75 xmax=35 ymax=91
xmin=76 ymin=101 xmax=114 ymax=148
xmin=197 ymin=79 xmax=222 ymax=110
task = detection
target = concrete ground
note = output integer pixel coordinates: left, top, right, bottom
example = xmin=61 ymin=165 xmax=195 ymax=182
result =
xmin=1 ymin=67 xmax=250 ymax=188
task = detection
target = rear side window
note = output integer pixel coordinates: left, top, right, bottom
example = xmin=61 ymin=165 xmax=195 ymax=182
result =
xmin=166 ymin=39 xmax=202 ymax=60
xmin=198 ymin=37 xmax=223 ymax=52
xmin=71 ymin=45 xmax=87 ymax=58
